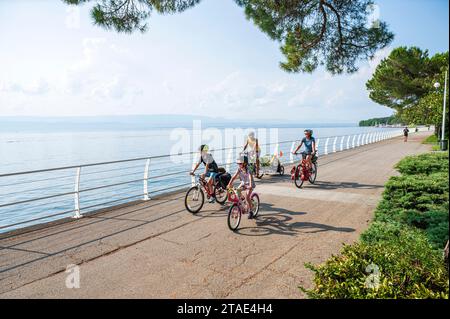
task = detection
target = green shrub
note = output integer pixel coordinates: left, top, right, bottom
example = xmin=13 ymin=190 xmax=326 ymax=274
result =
xmin=302 ymin=227 xmax=449 ymax=299
xmin=404 ymin=208 xmax=449 ymax=249
xmin=360 ymin=221 xmax=406 ymax=244
xmin=303 ymin=152 xmax=449 ymax=299
xmin=423 ymin=134 xmax=438 ymax=145
xmin=395 ymin=152 xmax=448 ymax=175
xmin=382 ymin=172 xmax=448 ymax=211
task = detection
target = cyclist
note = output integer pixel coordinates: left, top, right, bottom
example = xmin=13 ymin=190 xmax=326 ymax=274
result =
xmin=190 ymin=144 xmax=219 ymax=203
xmin=227 ymin=155 xmax=255 ymax=219
xmin=243 ymin=131 xmax=261 ymax=177
xmin=292 ymin=129 xmax=316 ymax=172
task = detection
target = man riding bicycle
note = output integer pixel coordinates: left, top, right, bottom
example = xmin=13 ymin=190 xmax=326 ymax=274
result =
xmin=292 ymin=129 xmax=316 ymax=172
xmin=190 ymin=144 xmax=219 ymax=203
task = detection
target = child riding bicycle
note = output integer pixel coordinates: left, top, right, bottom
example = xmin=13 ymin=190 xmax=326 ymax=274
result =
xmin=227 ymin=155 xmax=256 ymax=219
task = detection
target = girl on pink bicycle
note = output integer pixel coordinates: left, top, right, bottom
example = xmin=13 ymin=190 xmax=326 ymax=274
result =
xmin=227 ymin=155 xmax=256 ymax=219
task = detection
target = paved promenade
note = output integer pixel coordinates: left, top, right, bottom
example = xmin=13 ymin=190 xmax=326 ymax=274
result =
xmin=0 ymin=132 xmax=432 ymax=298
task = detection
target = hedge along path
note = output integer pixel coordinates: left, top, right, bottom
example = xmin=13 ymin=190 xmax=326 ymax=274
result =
xmin=0 ymin=132 xmax=433 ymax=298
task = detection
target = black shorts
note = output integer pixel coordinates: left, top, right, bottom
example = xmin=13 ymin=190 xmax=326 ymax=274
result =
xmin=301 ymin=151 xmax=312 ymax=159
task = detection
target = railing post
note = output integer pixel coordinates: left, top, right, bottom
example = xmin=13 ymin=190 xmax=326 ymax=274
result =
xmin=332 ymin=136 xmax=338 ymax=153
xmin=143 ymin=158 xmax=150 ymax=201
xmin=324 ymin=137 xmax=330 ymax=155
xmin=191 ymin=153 xmax=198 ymax=186
xmin=73 ymin=166 xmax=82 ymax=219
xmin=290 ymin=141 xmax=296 ymax=163
xmin=346 ymin=135 xmax=350 ymax=149
xmin=352 ymin=135 xmax=356 ymax=148
xmin=225 ymin=149 xmax=233 ymax=173
xmin=273 ymin=143 xmax=279 ymax=156
xmin=315 ymin=138 xmax=320 ymax=154
xmin=340 ymin=136 xmax=345 ymax=151
xmin=357 ymin=134 xmax=362 ymax=147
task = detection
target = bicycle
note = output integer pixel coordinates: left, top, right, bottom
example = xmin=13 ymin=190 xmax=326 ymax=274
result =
xmin=184 ymin=173 xmax=228 ymax=214
xmin=291 ymin=152 xmax=318 ymax=188
xmin=226 ymin=187 xmax=260 ymax=231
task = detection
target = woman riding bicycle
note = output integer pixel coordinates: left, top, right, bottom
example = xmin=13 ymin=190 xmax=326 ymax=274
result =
xmin=243 ymin=131 xmax=261 ymax=177
xmin=227 ymin=155 xmax=256 ymax=219
xmin=292 ymin=129 xmax=316 ymax=172
xmin=190 ymin=144 xmax=219 ymax=203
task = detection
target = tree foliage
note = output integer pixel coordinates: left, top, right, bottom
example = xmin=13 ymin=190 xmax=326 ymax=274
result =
xmin=62 ymin=0 xmax=394 ymax=74
xmin=236 ymin=0 xmax=393 ymax=74
xmin=366 ymin=47 xmax=449 ymax=129
xmin=63 ymin=0 xmax=202 ymax=32
xmin=358 ymin=115 xmax=401 ymax=126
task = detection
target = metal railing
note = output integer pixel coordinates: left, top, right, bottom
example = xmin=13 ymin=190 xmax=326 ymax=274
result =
xmin=0 ymin=128 xmax=409 ymax=232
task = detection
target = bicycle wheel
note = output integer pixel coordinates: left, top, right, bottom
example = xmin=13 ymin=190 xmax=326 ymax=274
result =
xmin=214 ymin=185 xmax=227 ymax=205
xmin=185 ymin=186 xmax=204 ymax=214
xmin=227 ymin=204 xmax=241 ymax=231
xmin=294 ymin=165 xmax=304 ymax=188
xmin=251 ymin=193 xmax=260 ymax=218
xmin=309 ymin=163 xmax=317 ymax=184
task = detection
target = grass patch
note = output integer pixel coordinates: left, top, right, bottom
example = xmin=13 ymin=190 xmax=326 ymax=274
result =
xmin=423 ymin=134 xmax=439 ymax=144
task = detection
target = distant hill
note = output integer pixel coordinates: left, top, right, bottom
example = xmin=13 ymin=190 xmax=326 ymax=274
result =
xmin=359 ymin=115 xmax=402 ymax=127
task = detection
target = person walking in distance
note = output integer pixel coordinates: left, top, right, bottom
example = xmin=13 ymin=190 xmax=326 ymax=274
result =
xmin=403 ymin=127 xmax=409 ymax=142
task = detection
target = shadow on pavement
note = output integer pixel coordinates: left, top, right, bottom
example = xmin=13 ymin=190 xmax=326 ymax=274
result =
xmin=308 ymin=180 xmax=384 ymax=190
xmin=235 ymin=202 xmax=355 ymax=237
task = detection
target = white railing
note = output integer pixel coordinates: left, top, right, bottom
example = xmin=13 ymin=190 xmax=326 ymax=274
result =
xmin=0 ymin=128 xmax=406 ymax=233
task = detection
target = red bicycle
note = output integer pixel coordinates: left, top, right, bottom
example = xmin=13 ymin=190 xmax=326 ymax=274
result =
xmin=291 ymin=152 xmax=318 ymax=188
xmin=226 ymin=187 xmax=260 ymax=231
xmin=184 ymin=174 xmax=228 ymax=214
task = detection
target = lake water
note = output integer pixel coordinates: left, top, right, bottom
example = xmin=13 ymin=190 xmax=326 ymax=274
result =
xmin=0 ymin=123 xmax=399 ymax=232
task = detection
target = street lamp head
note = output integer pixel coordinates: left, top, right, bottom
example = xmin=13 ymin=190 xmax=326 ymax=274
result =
xmin=434 ymin=82 xmax=441 ymax=89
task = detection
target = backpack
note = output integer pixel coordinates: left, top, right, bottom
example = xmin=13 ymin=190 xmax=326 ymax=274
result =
xmin=218 ymin=173 xmax=232 ymax=189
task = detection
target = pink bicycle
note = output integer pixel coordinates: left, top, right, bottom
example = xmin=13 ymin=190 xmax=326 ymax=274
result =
xmin=226 ymin=187 xmax=260 ymax=231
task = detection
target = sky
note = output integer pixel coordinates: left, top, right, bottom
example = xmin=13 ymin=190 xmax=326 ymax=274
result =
xmin=0 ymin=0 xmax=449 ymax=123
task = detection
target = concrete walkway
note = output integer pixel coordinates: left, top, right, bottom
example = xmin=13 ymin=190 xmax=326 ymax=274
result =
xmin=0 ymin=132 xmax=432 ymax=298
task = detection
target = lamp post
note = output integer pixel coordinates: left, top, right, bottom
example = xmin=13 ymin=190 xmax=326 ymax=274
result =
xmin=434 ymin=70 xmax=448 ymax=151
